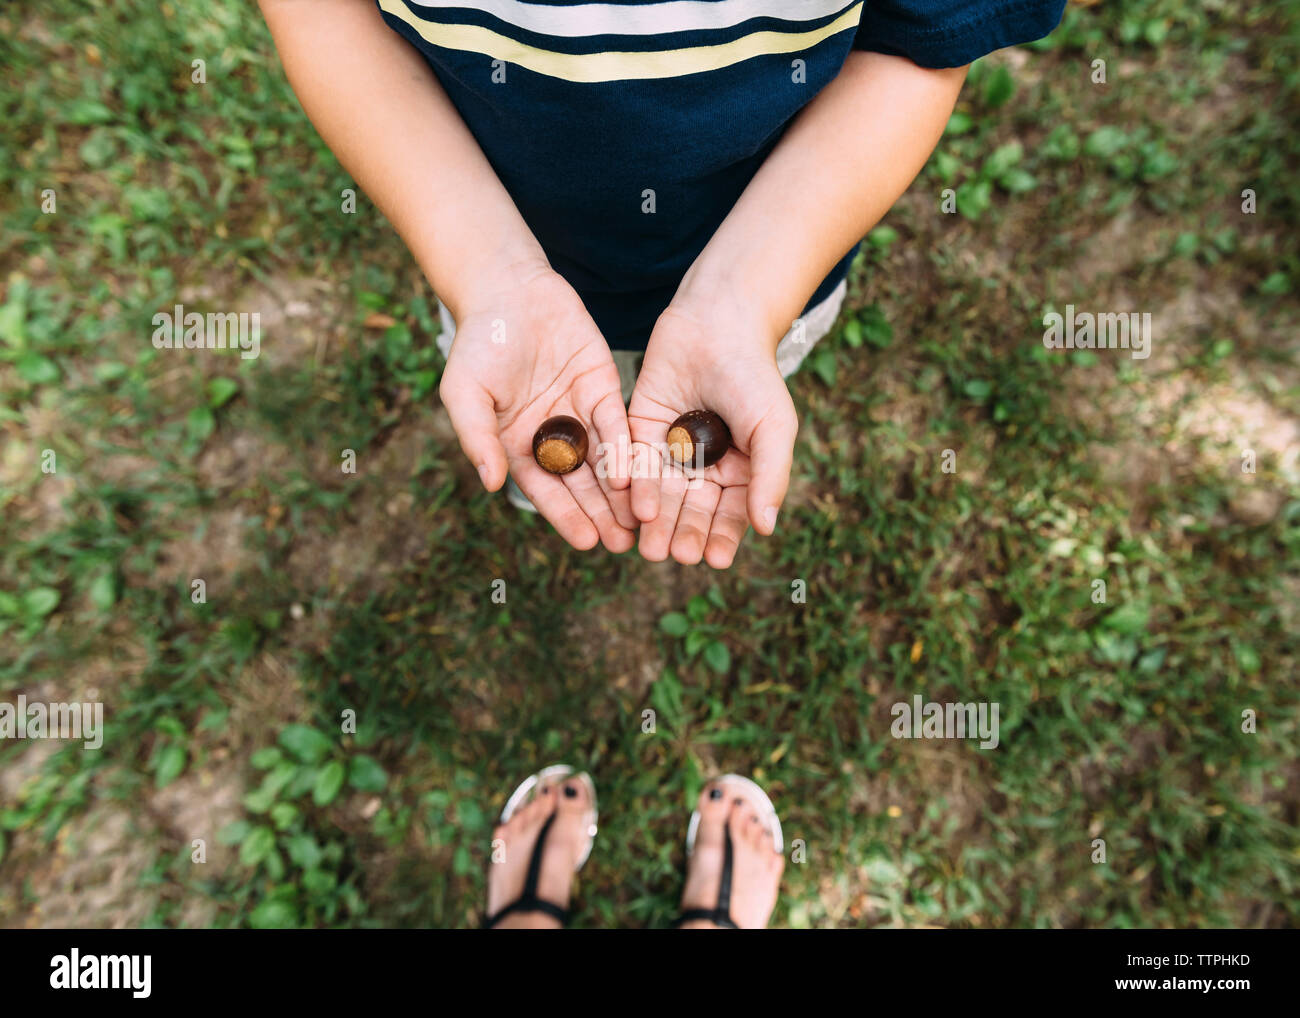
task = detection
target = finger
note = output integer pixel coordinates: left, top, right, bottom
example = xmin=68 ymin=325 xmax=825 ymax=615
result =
xmin=562 ymin=463 xmax=636 ymax=553
xmin=589 ymin=388 xmax=633 ymax=491
xmin=704 ymin=486 xmax=750 ymax=569
xmin=440 ymin=378 xmax=509 ymax=492
xmin=593 ymin=461 xmax=641 ymax=532
xmin=744 ymin=408 xmax=797 ymax=536
xmin=510 ymin=461 xmax=600 ymax=550
xmin=629 ymin=441 xmax=665 ymax=524
xmin=669 ymin=478 xmax=722 ymax=565
xmin=637 ymin=467 xmax=688 ymax=562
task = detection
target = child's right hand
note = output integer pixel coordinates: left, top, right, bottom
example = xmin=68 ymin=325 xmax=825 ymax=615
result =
xmin=438 ymin=267 xmax=638 ymax=552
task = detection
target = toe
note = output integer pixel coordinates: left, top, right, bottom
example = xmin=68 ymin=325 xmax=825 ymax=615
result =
xmin=557 ymin=776 xmax=589 ymax=814
xmin=726 ymin=799 xmax=750 ymax=842
xmin=696 ymin=782 xmax=729 ymax=824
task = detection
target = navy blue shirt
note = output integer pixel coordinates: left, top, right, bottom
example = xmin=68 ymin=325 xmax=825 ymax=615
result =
xmin=377 ymin=1 xmax=1064 ymax=349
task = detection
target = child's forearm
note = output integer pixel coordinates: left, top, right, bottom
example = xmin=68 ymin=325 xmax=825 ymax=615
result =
xmin=676 ymin=51 xmax=968 ymax=343
xmin=258 ymin=0 xmax=548 ymax=320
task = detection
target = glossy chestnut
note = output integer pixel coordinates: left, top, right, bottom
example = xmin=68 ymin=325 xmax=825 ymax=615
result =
xmin=667 ymin=409 xmax=731 ymax=469
xmin=532 ymin=415 xmax=589 ymax=474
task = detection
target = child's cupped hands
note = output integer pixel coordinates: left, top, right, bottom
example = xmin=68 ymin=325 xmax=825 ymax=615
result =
xmin=627 ymin=297 xmax=797 ymax=569
xmin=439 ymin=268 xmax=638 ymax=552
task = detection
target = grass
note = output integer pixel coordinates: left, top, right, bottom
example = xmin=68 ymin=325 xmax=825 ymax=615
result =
xmin=0 ymin=0 xmax=1297 ymax=929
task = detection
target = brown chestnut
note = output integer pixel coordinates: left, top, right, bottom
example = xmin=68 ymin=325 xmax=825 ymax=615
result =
xmin=667 ymin=410 xmax=731 ymax=468
xmin=532 ymin=415 xmax=589 ymax=474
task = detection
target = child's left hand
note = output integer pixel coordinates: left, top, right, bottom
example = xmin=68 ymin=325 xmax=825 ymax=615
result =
xmin=627 ymin=295 xmax=796 ymax=568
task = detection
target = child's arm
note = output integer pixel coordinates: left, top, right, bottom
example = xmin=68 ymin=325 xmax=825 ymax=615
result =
xmin=677 ymin=51 xmax=968 ymax=344
xmin=628 ymin=52 xmax=967 ymax=567
xmin=258 ymin=0 xmax=545 ymax=322
xmin=259 ymin=0 xmax=636 ymax=551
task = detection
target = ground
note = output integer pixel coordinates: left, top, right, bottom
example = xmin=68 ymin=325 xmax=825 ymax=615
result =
xmin=0 ymin=0 xmax=1297 ymax=928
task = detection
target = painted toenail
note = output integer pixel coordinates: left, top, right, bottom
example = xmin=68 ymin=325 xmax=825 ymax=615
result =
xmin=709 ymin=788 xmax=723 ymax=800
xmin=541 ymin=786 xmax=551 ymax=795
xmin=563 ymin=785 xmax=578 ymax=799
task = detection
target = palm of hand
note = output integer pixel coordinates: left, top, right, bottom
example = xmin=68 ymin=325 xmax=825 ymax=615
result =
xmin=440 ymin=273 xmax=636 ymax=551
xmin=627 ymin=308 xmax=796 ymax=568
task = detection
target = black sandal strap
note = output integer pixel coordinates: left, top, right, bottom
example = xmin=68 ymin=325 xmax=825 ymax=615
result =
xmin=483 ymin=811 xmax=571 ymax=929
xmin=673 ymin=825 xmax=739 ymax=929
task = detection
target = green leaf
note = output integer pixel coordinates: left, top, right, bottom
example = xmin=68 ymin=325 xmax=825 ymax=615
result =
xmin=243 ymin=785 xmax=276 ymax=815
xmin=89 ymin=572 xmax=117 ymax=612
xmin=250 ymin=747 xmax=283 ymax=769
xmin=16 ymin=353 xmax=60 ymax=385
xmin=1084 ymin=126 xmax=1129 ymax=159
xmin=963 ymin=379 xmax=993 ymax=402
xmin=842 ymin=318 xmax=863 ymax=348
xmin=932 ymin=150 xmax=960 ymax=184
xmin=0 ymin=298 xmax=27 ymax=348
xmin=984 ymin=66 xmax=1015 ymax=108
xmin=64 ymin=99 xmax=115 ymax=125
xmin=207 ymin=377 xmax=240 ymax=408
xmin=248 ymin=899 xmax=298 ymax=929
xmin=1234 ymin=642 xmax=1262 ymax=674
xmin=945 ymin=111 xmax=974 ymax=136
xmin=270 ymin=802 xmax=299 ymax=830
xmin=999 ymin=169 xmax=1039 ymax=194
xmin=154 ymin=743 xmax=187 ymax=789
xmin=186 ymin=406 xmax=215 ymax=442
xmin=217 ymin=820 xmax=252 ymax=846
xmin=1259 ymin=272 xmax=1291 ymax=295
xmin=285 ymin=833 xmax=323 ymax=869
xmin=312 ymin=761 xmax=346 ymax=806
xmin=1103 ymin=603 xmax=1149 ymax=635
xmin=956 ymin=179 xmax=993 ymax=220
xmin=658 ymin=612 xmax=690 ymax=637
xmin=1143 ymin=19 xmax=1169 ymax=45
xmin=22 ymin=587 xmax=61 ymax=618
xmin=703 ymin=640 xmax=731 ymax=675
xmin=239 ymin=825 xmax=277 ymax=867
xmin=278 ymin=724 xmax=333 ymax=764
xmin=686 ymin=594 xmax=712 ymax=622
xmin=302 ymin=869 xmax=337 ymax=896
xmin=1136 ymin=648 xmax=1166 ymax=675
xmin=1171 ymin=233 xmax=1198 ymax=259
xmin=867 ymin=225 xmax=898 ymax=249
xmin=650 ymin=668 xmax=684 ymax=724
xmin=348 ymin=755 xmax=388 ymax=793
xmin=983 ymin=141 xmax=1023 ymax=179
xmin=1040 ymin=125 xmax=1080 ymax=162
xmin=862 ymin=306 xmax=893 ymax=349
xmin=811 ymin=347 xmax=837 ymax=387
xmin=94 ymin=361 xmax=128 ymax=382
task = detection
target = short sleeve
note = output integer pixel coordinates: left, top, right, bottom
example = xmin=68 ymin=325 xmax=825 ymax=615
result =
xmin=852 ymin=0 xmax=1067 ymax=68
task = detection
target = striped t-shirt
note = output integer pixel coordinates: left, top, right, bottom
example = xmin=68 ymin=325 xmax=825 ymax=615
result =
xmin=376 ymin=0 xmax=1065 ymax=349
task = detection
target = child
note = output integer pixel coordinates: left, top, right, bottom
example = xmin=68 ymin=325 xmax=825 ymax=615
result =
xmin=260 ymin=0 xmax=1065 ymax=568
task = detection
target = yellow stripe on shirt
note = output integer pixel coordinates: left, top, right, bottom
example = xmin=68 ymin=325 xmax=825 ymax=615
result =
xmin=377 ymin=0 xmax=864 ymax=83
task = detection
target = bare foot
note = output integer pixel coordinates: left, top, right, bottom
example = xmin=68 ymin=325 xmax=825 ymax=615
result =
xmin=486 ymin=774 xmax=593 ymax=929
xmin=678 ymin=781 xmax=784 ymax=929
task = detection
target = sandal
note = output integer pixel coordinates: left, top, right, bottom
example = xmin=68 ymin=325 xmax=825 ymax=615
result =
xmin=673 ymin=774 xmax=782 ymax=929
xmin=482 ymin=765 xmax=597 ymax=929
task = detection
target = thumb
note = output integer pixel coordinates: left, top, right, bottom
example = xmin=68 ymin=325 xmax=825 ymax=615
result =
xmin=441 ymin=379 xmax=508 ymax=491
xmin=744 ymin=405 xmax=796 ymax=536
